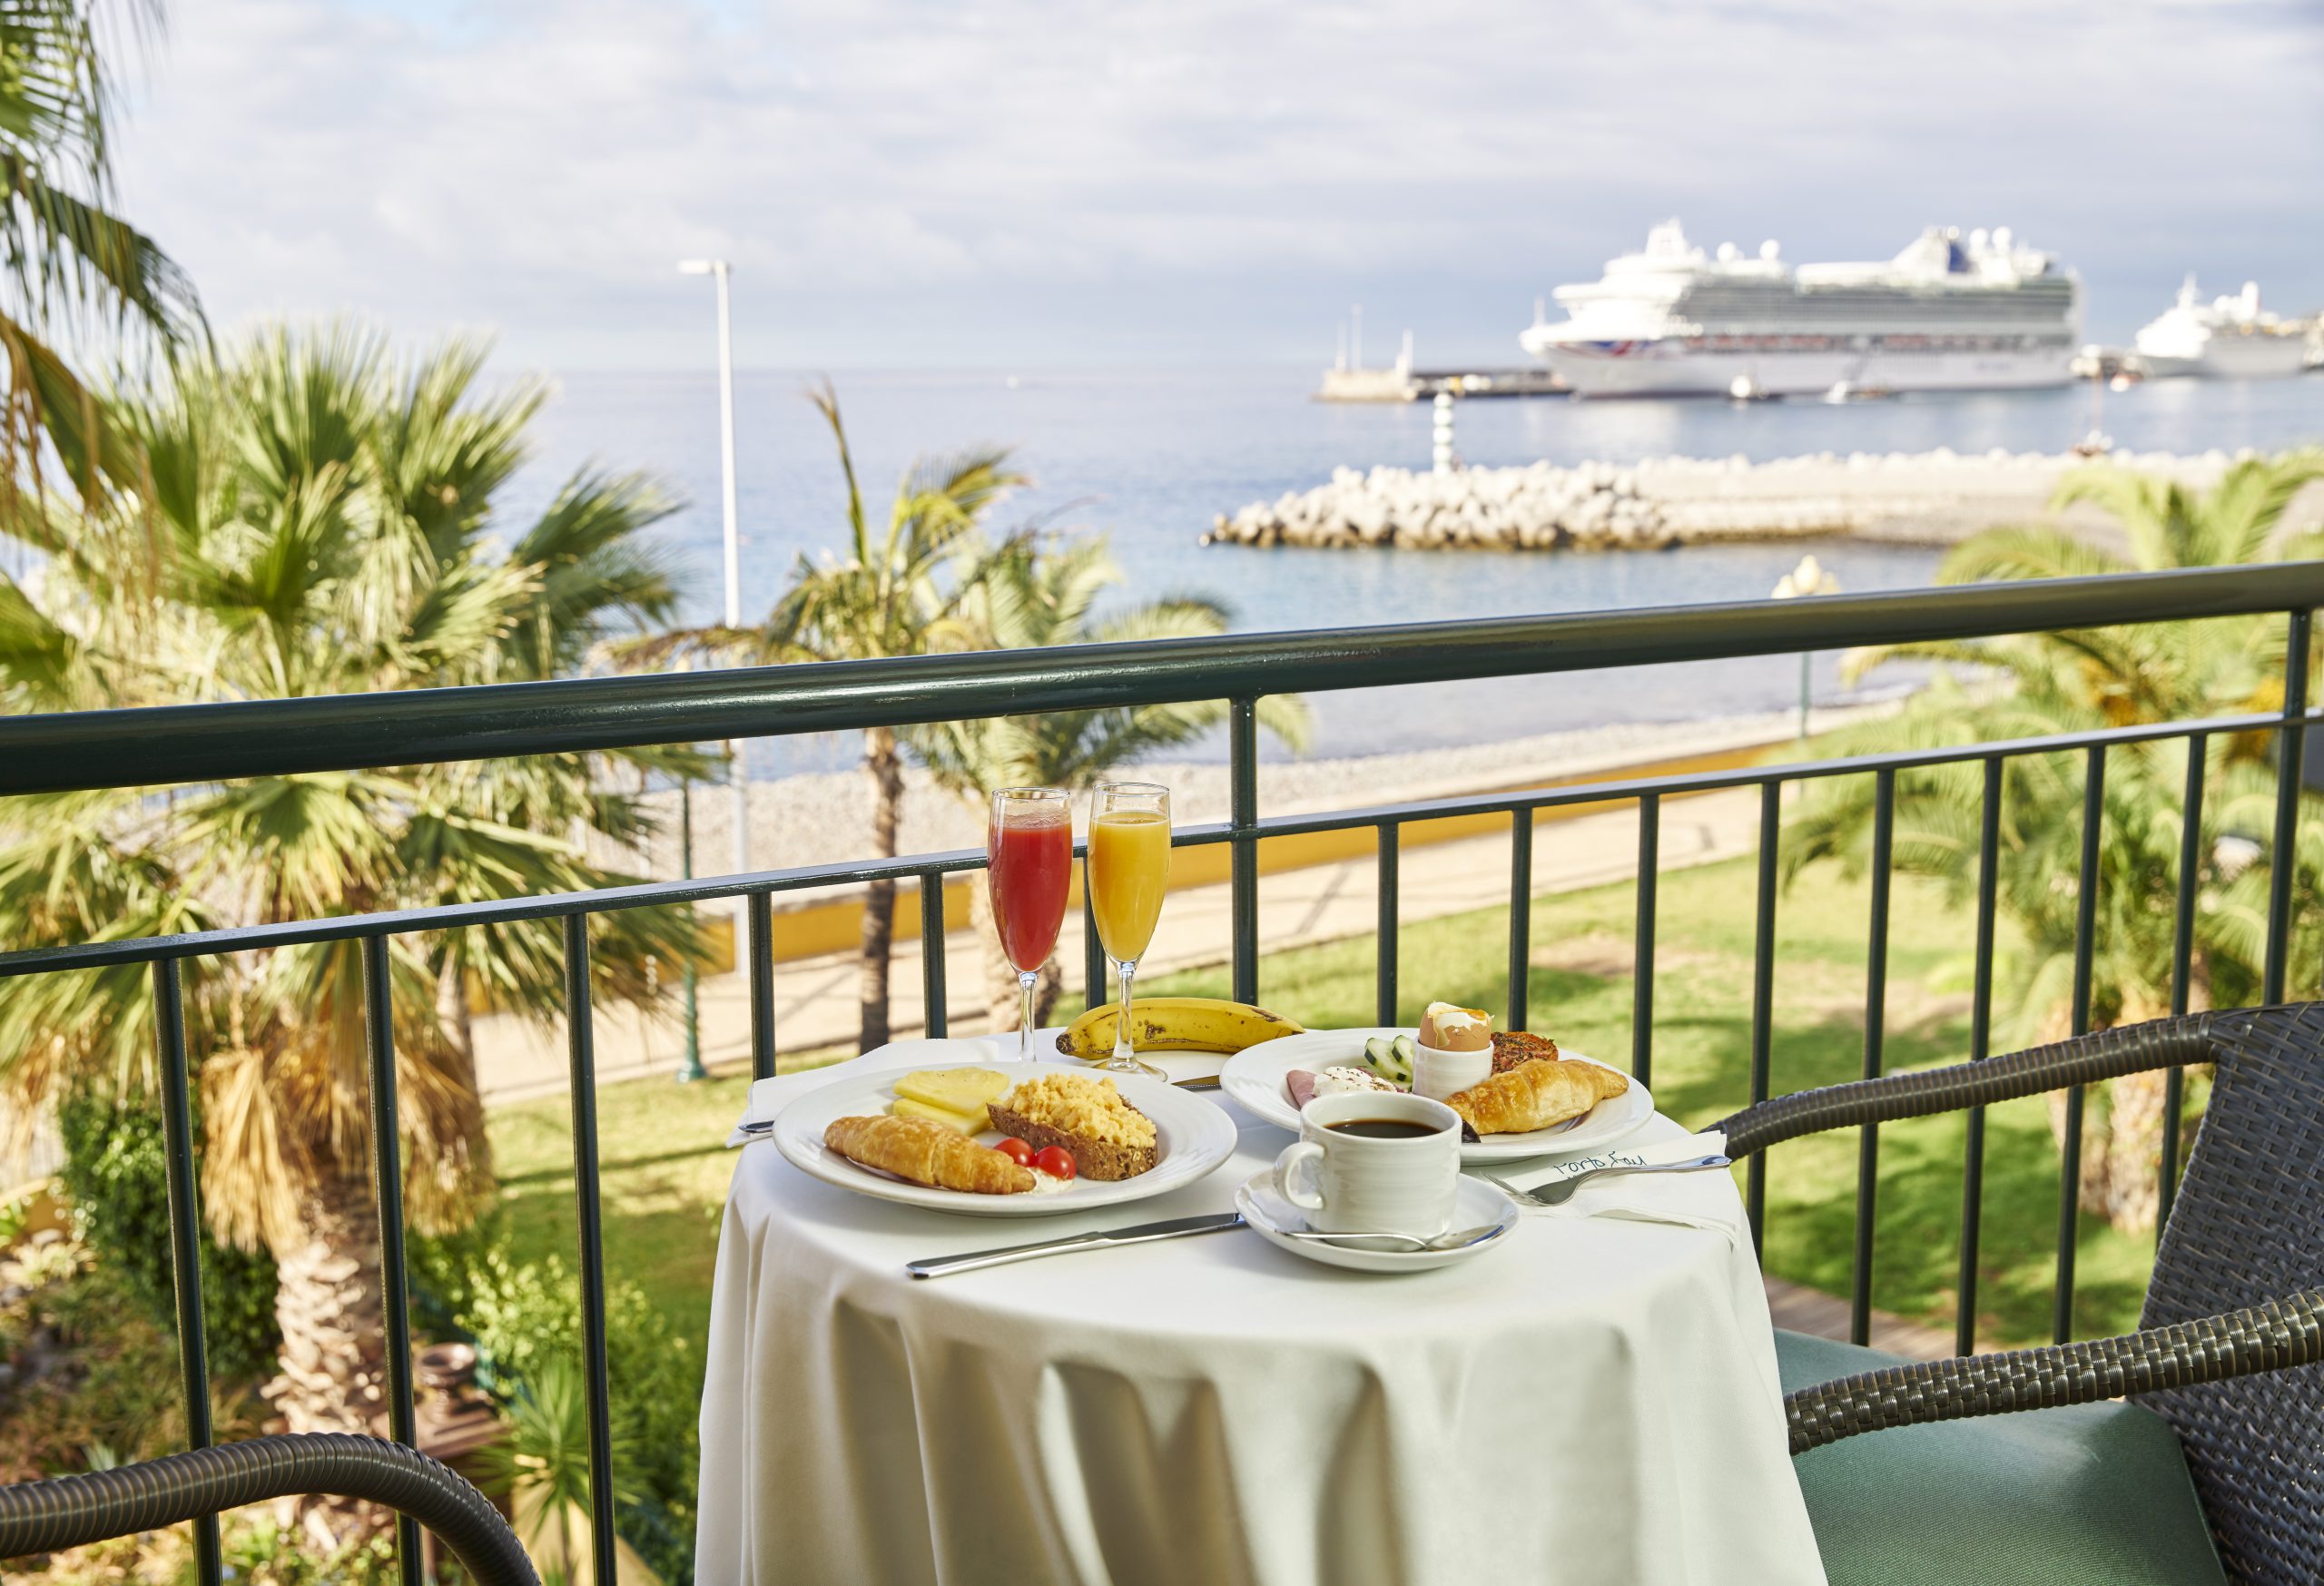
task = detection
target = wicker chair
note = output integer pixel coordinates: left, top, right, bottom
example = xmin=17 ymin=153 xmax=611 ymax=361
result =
xmin=1711 ymin=1005 xmax=2324 ymax=1586
xmin=0 ymin=1432 xmax=538 ymax=1584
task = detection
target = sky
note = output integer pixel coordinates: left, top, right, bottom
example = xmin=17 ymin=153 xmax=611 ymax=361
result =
xmin=110 ymin=0 xmax=2324 ymax=372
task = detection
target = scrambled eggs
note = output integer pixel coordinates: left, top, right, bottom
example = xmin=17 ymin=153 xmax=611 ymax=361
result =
xmin=997 ymin=1074 xmax=1157 ymax=1148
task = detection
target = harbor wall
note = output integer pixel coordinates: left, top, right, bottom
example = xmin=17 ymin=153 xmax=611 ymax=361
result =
xmin=1202 ymin=448 xmax=2321 ymax=552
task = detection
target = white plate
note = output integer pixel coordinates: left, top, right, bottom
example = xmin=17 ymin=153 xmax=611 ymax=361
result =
xmin=1234 ymin=1169 xmax=1520 ymax=1273
xmin=1221 ymin=1027 xmax=1654 ymax=1164
xmin=773 ymin=1061 xmax=1239 ymax=1217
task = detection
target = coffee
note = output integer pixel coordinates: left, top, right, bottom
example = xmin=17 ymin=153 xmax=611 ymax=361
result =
xmin=1325 ymin=1118 xmax=1440 ymax=1141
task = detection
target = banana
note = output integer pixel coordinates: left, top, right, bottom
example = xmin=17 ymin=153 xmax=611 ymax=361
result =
xmin=1055 ymin=997 xmax=1305 ymax=1059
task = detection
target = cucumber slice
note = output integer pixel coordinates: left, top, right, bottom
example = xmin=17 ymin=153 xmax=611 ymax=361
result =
xmin=1365 ymin=1034 xmax=1413 ymax=1086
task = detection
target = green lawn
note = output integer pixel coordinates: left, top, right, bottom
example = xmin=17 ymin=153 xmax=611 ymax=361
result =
xmin=490 ymin=850 xmax=2161 ymax=1355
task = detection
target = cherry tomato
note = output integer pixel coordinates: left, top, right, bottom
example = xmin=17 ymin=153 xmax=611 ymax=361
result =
xmin=993 ymin=1137 xmax=1035 ymax=1167
xmin=1032 ymin=1146 xmax=1077 ymax=1181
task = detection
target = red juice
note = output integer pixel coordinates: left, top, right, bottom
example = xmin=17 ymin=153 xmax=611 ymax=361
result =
xmin=988 ymin=814 xmax=1072 ymax=971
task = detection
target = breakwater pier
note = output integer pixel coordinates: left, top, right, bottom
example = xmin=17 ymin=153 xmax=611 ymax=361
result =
xmin=1202 ymin=448 xmax=2317 ymax=552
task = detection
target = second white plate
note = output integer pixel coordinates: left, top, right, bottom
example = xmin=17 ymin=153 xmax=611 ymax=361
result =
xmin=1221 ymin=1027 xmax=1653 ymax=1164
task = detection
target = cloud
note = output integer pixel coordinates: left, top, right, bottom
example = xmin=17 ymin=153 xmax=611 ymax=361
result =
xmin=113 ymin=0 xmax=2324 ymax=368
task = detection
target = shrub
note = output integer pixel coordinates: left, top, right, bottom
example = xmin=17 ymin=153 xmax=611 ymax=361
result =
xmin=54 ymin=1093 xmax=281 ymax=1385
xmin=0 ymin=1246 xmax=190 ymax=1483
xmin=412 ymin=1224 xmax=702 ymax=1585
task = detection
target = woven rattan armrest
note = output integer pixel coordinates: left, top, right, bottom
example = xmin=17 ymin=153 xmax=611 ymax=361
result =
xmin=1785 ymin=1288 xmax=2324 ymax=1454
xmin=0 ymin=1433 xmax=538 ymax=1583
xmin=1716 ymin=1013 xmax=2226 ymax=1159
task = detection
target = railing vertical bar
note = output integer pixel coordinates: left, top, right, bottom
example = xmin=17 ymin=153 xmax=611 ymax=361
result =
xmin=746 ymin=892 xmax=775 ymax=1080
xmin=1507 ymin=812 xmax=1533 ymax=1032
xmin=919 ymin=872 xmax=948 ymax=1039
xmin=360 ymin=936 xmax=423 ymax=1586
xmin=1955 ymin=755 xmax=2003 ymax=1356
xmin=1746 ymin=781 xmax=1779 ymax=1256
xmin=1230 ymin=697 xmax=1260 ymax=1004
xmin=562 ymin=914 xmax=620 ymax=1586
xmin=2055 ymin=743 xmax=2106 ymax=1345
xmin=1851 ymin=767 xmax=1895 ymax=1347
xmin=154 ymin=958 xmax=222 ymax=1586
xmin=1083 ymin=880 xmax=1105 ymax=1013
xmin=1631 ymin=793 xmax=1659 ymax=1086
xmin=2159 ymin=732 xmax=2208 ymax=1241
xmin=2263 ymin=607 xmax=2311 ymax=1003
xmin=1374 ymin=821 xmax=1400 ymax=1026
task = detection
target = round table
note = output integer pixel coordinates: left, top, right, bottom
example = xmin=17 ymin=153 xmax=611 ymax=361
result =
xmin=694 ymin=1040 xmax=1826 ymax=1586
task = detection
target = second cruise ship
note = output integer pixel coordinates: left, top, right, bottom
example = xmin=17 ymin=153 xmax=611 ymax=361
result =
xmin=1521 ymin=221 xmax=2083 ymax=399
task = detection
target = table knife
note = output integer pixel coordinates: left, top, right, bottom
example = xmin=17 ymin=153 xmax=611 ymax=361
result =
xmin=907 ymin=1211 xmax=1245 ymax=1279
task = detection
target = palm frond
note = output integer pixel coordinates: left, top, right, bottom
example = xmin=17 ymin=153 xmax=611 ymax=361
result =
xmin=0 ymin=150 xmax=200 ymax=344
xmin=2047 ymin=468 xmax=2182 ymax=569
xmin=1939 ymin=520 xmax=2134 ymax=584
xmin=806 ymin=378 xmax=870 ymax=564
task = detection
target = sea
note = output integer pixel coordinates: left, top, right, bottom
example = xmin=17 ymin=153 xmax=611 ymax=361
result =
xmin=509 ymin=368 xmax=2324 ymax=774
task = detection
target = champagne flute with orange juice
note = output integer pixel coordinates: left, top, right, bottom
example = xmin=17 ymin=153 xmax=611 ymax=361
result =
xmin=1088 ymin=781 xmax=1171 ymax=1077
xmin=987 ymin=787 xmax=1073 ymax=1062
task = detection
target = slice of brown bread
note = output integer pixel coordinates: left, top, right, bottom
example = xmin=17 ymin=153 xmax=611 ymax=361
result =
xmin=984 ymin=1102 xmax=1159 ymax=1181
xmin=1490 ymin=1030 xmax=1561 ymax=1073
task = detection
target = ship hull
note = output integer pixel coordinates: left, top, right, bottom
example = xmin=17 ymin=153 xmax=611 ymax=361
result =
xmin=1526 ymin=339 xmax=2073 ymax=398
xmin=2136 ymin=336 xmax=2309 ymax=380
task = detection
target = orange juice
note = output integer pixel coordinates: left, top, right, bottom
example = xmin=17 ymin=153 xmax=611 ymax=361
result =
xmin=1089 ymin=809 xmax=1170 ymax=961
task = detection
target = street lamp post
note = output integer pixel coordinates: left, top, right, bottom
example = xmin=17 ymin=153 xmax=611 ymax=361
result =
xmin=1770 ymin=553 xmax=1843 ymax=739
xmin=678 ymin=258 xmax=752 ymax=880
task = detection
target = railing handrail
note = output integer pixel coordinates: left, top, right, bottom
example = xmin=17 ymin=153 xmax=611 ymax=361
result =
xmin=0 ymin=700 xmax=2310 ymax=980
xmin=5 ymin=564 xmax=2319 ymax=796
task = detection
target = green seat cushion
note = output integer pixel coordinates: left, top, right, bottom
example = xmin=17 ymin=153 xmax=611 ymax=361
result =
xmin=1776 ymin=1329 xmax=2226 ymax=1586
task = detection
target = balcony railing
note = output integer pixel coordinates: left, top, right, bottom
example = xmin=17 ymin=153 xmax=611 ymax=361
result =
xmin=2 ymin=563 xmax=2319 ymax=1586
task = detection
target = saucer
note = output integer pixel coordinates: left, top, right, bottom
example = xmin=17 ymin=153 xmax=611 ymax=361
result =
xmin=1234 ymin=1169 xmax=1519 ymax=1274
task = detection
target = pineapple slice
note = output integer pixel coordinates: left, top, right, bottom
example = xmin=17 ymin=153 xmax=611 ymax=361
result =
xmin=889 ymin=1096 xmax=990 ymax=1135
xmin=893 ymin=1067 xmax=1010 ymax=1115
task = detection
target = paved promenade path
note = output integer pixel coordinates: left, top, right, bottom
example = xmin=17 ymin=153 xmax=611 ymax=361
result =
xmin=474 ymin=784 xmax=1766 ymax=1103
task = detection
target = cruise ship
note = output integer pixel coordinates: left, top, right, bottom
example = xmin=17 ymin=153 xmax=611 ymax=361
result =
xmin=2132 ymin=276 xmax=2309 ymax=379
xmin=1520 ymin=221 xmax=2082 ymax=398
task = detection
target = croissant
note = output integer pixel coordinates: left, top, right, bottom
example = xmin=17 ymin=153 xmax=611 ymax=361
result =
xmin=824 ymin=1115 xmax=1036 ymax=1195
xmin=1448 ymin=1059 xmax=1628 ymax=1136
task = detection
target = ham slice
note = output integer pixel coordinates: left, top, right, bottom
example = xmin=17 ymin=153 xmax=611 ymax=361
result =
xmin=1286 ymin=1069 xmax=1320 ymax=1109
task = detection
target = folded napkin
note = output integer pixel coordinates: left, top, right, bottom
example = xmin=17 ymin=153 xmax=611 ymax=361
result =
xmin=724 ymin=1037 xmax=1006 ymax=1148
xmin=1492 ymin=1131 xmax=1744 ymax=1245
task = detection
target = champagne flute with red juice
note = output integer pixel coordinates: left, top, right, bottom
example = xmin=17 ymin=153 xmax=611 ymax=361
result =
xmin=987 ymin=787 xmax=1073 ymax=1061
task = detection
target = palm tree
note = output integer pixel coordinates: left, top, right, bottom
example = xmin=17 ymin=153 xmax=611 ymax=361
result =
xmin=911 ymin=532 xmax=1312 ymax=1027
xmin=0 ymin=0 xmax=202 ymax=502
xmin=628 ymin=381 xmax=1028 ymax=1051
xmin=1786 ymin=450 xmax=2324 ymax=1229
xmin=0 ymin=325 xmax=700 ymax=1541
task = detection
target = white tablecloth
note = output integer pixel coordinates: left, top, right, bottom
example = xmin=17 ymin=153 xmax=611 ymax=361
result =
xmin=695 ymin=1039 xmax=1827 ymax=1586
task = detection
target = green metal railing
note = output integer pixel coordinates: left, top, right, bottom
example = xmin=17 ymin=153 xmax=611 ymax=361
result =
xmin=1 ymin=563 xmax=2319 ymax=1586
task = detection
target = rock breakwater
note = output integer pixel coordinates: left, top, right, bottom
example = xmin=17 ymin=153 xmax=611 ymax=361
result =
xmin=1203 ymin=448 xmax=2270 ymax=552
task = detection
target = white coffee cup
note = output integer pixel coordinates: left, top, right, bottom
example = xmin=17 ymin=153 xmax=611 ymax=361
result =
xmin=1272 ymin=1090 xmax=1462 ymax=1237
